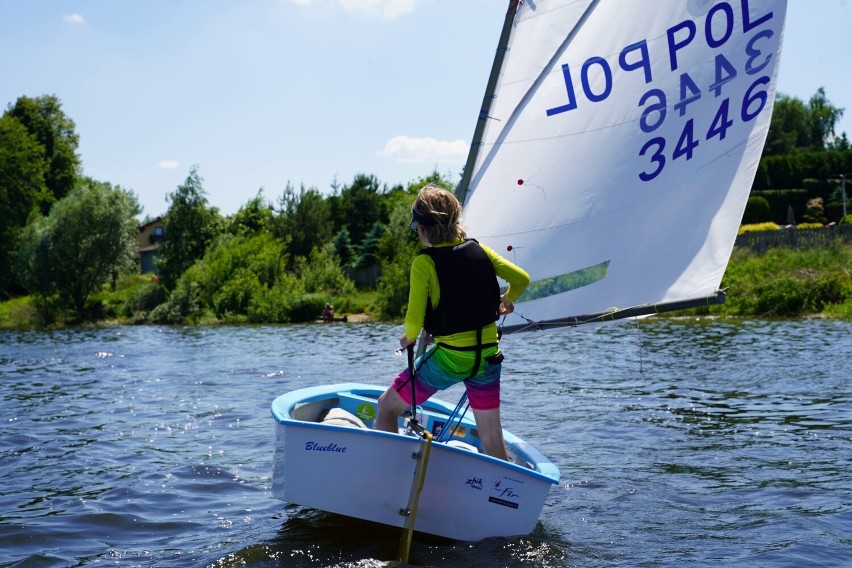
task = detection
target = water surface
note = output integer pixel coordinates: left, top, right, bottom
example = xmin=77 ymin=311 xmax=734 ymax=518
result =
xmin=1 ymin=320 xmax=849 ymax=566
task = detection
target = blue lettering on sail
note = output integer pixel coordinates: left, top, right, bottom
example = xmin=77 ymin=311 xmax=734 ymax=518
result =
xmin=305 ymin=441 xmax=347 ymax=453
xmin=548 ymin=1 xmax=775 ymax=113
xmin=545 ymin=0 xmax=778 ymax=182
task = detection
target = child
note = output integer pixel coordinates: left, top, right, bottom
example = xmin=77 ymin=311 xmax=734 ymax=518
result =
xmin=374 ymin=185 xmax=529 ymax=460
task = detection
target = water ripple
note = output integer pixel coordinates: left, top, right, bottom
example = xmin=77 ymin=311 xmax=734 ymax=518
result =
xmin=1 ymin=321 xmax=850 ymax=566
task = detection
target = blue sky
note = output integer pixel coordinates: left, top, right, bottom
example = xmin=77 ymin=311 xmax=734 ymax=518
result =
xmin=1 ymin=0 xmax=849 ymax=219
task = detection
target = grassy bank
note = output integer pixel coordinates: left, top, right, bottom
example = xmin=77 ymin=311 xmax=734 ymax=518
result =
xmin=0 ymin=275 xmax=380 ymax=329
xmin=2 ymin=243 xmax=852 ymax=329
xmin=687 ymin=242 xmax=852 ymax=319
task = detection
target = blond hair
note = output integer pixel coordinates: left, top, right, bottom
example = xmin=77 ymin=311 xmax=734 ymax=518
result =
xmin=412 ymin=184 xmax=467 ymax=244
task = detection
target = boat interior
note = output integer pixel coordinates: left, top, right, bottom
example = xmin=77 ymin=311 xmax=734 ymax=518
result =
xmin=290 ymin=388 xmax=535 ymax=469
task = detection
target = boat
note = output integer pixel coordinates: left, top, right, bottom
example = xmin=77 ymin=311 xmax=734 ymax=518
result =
xmin=271 ymin=383 xmax=559 ymax=542
xmin=272 ymin=0 xmax=787 ymax=547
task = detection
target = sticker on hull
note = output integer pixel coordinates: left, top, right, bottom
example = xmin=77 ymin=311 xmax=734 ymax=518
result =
xmin=489 ymin=475 xmax=524 ymax=509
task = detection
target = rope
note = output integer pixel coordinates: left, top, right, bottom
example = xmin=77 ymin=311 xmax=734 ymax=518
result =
xmin=436 ymin=392 xmax=470 ymax=443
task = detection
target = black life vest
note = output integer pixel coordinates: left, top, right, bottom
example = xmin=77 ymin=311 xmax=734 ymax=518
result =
xmin=421 ymin=239 xmax=500 ymax=338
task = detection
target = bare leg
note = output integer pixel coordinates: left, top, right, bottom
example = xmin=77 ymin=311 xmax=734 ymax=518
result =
xmin=375 ymin=386 xmax=408 ymax=433
xmin=471 ymin=407 xmax=509 ymax=460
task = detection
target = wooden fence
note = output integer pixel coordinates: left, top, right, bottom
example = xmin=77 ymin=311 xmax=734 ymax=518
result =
xmin=735 ymin=224 xmax=852 ymax=254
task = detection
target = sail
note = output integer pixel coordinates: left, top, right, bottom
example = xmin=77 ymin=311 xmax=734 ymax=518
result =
xmin=459 ymin=0 xmax=787 ymax=332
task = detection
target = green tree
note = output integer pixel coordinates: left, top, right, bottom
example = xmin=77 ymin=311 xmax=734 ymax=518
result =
xmin=157 ymin=167 xmax=224 ymax=290
xmin=333 ymin=226 xmax=356 ymax=268
xmin=16 ymin=179 xmax=140 ymax=321
xmin=228 ymin=190 xmax=274 ymax=235
xmin=0 ymin=115 xmax=50 ymax=296
xmin=831 ymin=132 xmax=850 ymax=151
xmin=275 ymin=183 xmax=332 ymax=258
xmin=335 ymin=174 xmax=385 ymax=247
xmin=373 ymin=173 xmax=455 ymax=319
xmin=14 ymin=215 xmax=54 ymax=307
xmin=298 ymin=245 xmax=356 ymax=296
xmin=375 ymin=197 xmax=421 ymax=320
xmin=807 ymin=87 xmax=845 ymax=150
xmin=765 ymin=94 xmax=810 ymax=155
xmin=5 ymin=95 xmax=81 ymax=206
xmin=355 ymin=222 xmax=385 ymax=269
xmin=765 ymin=88 xmax=845 ymax=155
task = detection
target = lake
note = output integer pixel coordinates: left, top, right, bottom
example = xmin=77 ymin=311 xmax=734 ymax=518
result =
xmin=1 ymin=319 xmax=850 ymax=567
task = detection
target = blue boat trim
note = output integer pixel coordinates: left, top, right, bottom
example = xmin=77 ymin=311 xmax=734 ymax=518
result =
xmin=271 ymin=382 xmax=560 ymax=484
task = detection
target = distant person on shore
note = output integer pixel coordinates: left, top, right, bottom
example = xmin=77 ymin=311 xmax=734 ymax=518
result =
xmin=321 ymin=303 xmax=335 ymax=322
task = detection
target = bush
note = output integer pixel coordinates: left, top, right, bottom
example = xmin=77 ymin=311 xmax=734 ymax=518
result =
xmin=375 ymin=258 xmax=411 ymax=321
xmin=753 ymin=277 xmax=805 ymax=316
xmin=288 ymin=293 xmax=327 ymax=323
xmin=802 ymin=197 xmax=827 ymax=224
xmin=247 ymin=275 xmax=302 ymax=323
xmin=122 ymin=282 xmax=167 ymax=317
xmin=738 ymin=222 xmax=780 ymax=235
xmin=711 ymin=245 xmax=852 ymax=317
xmin=298 ymin=247 xmax=355 ymax=296
xmin=212 ymin=269 xmax=263 ymax=317
xmin=742 ymin=196 xmax=771 ymax=224
xmin=149 ymin=268 xmax=206 ymax=324
xmin=825 ymin=201 xmax=845 ymax=223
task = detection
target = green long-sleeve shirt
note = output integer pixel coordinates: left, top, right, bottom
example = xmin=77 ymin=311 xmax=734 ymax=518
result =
xmin=403 ymin=240 xmax=530 ymax=347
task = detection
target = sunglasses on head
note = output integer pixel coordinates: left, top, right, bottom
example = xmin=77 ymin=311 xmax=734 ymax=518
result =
xmin=410 ymin=208 xmax=438 ymax=232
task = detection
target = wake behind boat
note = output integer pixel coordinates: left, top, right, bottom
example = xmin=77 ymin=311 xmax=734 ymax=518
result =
xmin=271 ymin=383 xmax=559 ymax=542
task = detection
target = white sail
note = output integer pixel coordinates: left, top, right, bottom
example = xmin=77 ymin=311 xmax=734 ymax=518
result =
xmin=459 ymin=0 xmax=787 ymax=331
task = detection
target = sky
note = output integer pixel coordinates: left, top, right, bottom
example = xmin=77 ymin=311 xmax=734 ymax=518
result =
xmin=1 ymin=0 xmax=850 ymax=219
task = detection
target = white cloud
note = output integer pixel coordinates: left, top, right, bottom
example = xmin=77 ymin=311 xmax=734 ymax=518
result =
xmin=289 ymin=0 xmax=313 ymax=6
xmin=377 ymin=135 xmax=468 ymax=163
xmin=62 ymin=14 xmax=86 ymax=24
xmin=158 ymin=160 xmax=179 ymax=170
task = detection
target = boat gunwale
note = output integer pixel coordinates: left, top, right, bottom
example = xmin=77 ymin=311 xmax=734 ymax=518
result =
xmin=271 ymin=382 xmax=560 ymax=484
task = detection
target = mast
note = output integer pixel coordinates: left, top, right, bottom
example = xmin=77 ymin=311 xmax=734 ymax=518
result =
xmin=454 ymin=0 xmax=520 ymax=205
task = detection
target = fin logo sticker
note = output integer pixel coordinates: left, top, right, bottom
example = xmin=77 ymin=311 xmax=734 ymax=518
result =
xmin=489 ymin=476 xmax=524 ymax=509
xmin=355 ymin=403 xmax=375 ymax=423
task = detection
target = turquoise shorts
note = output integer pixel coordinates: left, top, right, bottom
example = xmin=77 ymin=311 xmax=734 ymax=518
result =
xmin=391 ymin=345 xmax=502 ymax=410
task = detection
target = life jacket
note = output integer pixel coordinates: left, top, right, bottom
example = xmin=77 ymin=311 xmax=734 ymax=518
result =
xmin=421 ymin=239 xmax=500 ymax=339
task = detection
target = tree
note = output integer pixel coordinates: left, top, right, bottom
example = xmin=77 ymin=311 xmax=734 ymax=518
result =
xmin=0 ymin=115 xmax=50 ymax=296
xmin=228 ymin=190 xmax=274 ymax=235
xmin=333 ymin=227 xmax=355 ymax=268
xmin=157 ymin=167 xmax=224 ymax=290
xmin=764 ymin=88 xmax=846 ymax=155
xmin=275 ymin=183 xmax=332 ymax=258
xmin=765 ymin=94 xmax=810 ymax=155
xmin=355 ymin=222 xmax=385 ymax=269
xmin=374 ymin=197 xmax=421 ymax=320
xmin=16 ymin=179 xmax=140 ymax=320
xmin=807 ymin=87 xmax=845 ymax=150
xmin=5 ymin=95 xmax=81 ymax=206
xmin=336 ymin=174 xmax=385 ymax=247
xmin=831 ymin=132 xmax=850 ymax=151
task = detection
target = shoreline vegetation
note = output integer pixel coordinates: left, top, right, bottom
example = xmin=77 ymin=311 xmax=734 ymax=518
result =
xmin=2 ymin=241 xmax=851 ymax=330
xmin=3 ymin=91 xmax=851 ymax=331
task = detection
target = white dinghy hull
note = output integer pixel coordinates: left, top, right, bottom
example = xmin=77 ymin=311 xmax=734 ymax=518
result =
xmin=271 ymin=383 xmax=560 ymax=542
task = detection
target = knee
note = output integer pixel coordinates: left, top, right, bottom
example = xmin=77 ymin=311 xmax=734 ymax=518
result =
xmin=377 ymin=390 xmax=403 ymax=418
